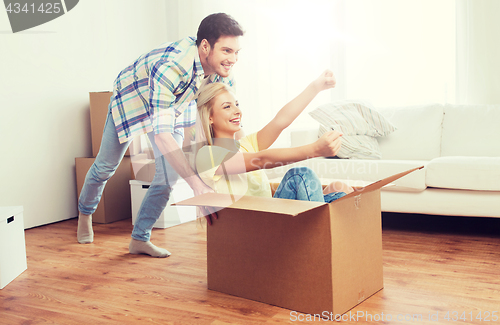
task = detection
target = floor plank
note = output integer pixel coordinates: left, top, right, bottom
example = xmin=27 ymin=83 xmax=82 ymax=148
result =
xmin=1 ymin=215 xmax=499 ymax=324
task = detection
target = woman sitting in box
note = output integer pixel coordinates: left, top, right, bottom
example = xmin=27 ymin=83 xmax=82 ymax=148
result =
xmin=194 ymin=70 xmax=354 ymax=216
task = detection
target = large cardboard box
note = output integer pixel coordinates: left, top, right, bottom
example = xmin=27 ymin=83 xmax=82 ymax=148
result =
xmin=76 ymin=157 xmax=133 ymax=224
xmin=89 ymin=92 xmax=140 ymax=157
xmin=0 ymin=206 xmax=27 ymax=289
xmin=130 ymin=179 xmax=196 ymax=228
xmin=175 ymin=167 xmax=422 ymax=317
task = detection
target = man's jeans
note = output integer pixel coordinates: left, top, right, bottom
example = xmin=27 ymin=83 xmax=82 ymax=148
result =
xmin=78 ymin=97 xmax=183 ymax=242
xmin=273 ymin=167 xmax=346 ymax=203
xmin=131 ymin=130 xmax=182 ymax=242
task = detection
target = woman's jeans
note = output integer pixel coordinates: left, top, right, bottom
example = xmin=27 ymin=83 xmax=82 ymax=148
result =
xmin=273 ymin=167 xmax=346 ymax=203
xmin=78 ymin=98 xmax=182 ymax=242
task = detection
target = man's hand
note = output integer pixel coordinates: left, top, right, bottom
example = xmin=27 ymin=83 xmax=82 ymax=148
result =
xmin=154 ymin=133 xmax=219 ymax=224
xmin=192 ymin=182 xmax=218 ymax=225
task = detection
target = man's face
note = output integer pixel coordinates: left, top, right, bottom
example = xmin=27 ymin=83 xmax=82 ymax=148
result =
xmin=203 ymin=35 xmax=241 ymax=77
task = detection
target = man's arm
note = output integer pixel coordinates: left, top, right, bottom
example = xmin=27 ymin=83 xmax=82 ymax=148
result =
xmin=154 ymin=132 xmax=218 ymax=223
xmin=154 ymin=133 xmax=215 ymax=196
xmin=148 ymin=56 xmax=208 ymax=190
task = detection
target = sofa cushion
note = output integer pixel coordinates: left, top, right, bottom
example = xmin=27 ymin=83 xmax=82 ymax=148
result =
xmin=426 ymin=156 xmax=500 ymax=191
xmin=381 ymin=188 xmax=500 ymax=217
xmin=376 ymin=104 xmax=444 ymax=160
xmin=441 ymin=104 xmax=500 ymax=157
xmin=266 ymin=158 xmax=428 ymax=192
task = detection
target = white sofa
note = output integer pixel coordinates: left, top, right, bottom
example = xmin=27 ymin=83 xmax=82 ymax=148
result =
xmin=265 ymin=104 xmax=500 ymax=218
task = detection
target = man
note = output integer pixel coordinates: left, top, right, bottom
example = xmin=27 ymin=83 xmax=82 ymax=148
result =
xmin=77 ymin=13 xmax=244 ymax=258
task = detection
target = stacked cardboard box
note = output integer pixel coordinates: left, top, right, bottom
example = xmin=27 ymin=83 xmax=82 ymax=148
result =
xmin=77 ymin=92 xmax=197 ymax=225
xmin=75 ymin=92 xmax=140 ymax=224
xmin=131 ymin=149 xmax=155 ymax=183
xmin=88 ymin=92 xmax=141 ymax=157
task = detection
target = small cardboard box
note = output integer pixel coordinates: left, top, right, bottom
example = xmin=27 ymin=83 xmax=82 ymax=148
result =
xmin=0 ymin=206 xmax=27 ymax=289
xmin=130 ymin=179 xmax=196 ymax=228
xmin=175 ymin=167 xmax=422 ymax=316
xmin=89 ymin=92 xmax=140 ymax=157
xmin=76 ymin=157 xmax=133 ymax=224
xmin=131 ymin=158 xmax=156 ymax=182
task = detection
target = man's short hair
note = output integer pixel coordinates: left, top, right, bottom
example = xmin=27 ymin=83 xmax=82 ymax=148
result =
xmin=196 ymin=13 xmax=244 ymax=47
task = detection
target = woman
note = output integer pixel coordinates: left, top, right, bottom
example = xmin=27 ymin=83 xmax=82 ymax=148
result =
xmin=195 ymin=70 xmax=354 ymax=211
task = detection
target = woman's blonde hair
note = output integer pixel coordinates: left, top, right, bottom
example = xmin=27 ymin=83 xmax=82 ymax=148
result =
xmin=196 ymin=82 xmax=235 ymax=146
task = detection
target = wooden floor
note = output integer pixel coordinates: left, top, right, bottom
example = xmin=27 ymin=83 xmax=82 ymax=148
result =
xmin=1 ymin=214 xmax=499 ymax=324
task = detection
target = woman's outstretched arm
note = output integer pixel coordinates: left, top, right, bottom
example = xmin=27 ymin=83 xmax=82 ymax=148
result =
xmin=215 ymin=131 xmax=342 ymax=175
xmin=256 ymin=70 xmax=336 ymax=150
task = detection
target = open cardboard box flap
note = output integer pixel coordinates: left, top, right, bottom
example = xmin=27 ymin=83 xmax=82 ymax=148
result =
xmin=173 ymin=192 xmax=325 ymax=216
xmin=335 ymin=165 xmax=424 ymax=202
xmin=174 ymin=166 xmax=423 ymax=213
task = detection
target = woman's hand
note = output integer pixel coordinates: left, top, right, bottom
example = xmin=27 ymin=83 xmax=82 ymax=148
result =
xmin=313 ymin=131 xmax=343 ymax=157
xmin=312 ymin=70 xmax=337 ymax=93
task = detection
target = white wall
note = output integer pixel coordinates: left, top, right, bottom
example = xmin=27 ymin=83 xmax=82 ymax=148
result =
xmin=343 ymin=0 xmax=456 ymax=106
xmin=0 ymin=0 xmax=168 ymax=228
xmin=456 ymin=0 xmax=500 ymax=104
xmin=166 ymin=0 xmax=343 ymax=147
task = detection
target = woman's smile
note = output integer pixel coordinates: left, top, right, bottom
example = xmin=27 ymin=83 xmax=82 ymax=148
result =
xmin=210 ymin=91 xmax=242 ymax=138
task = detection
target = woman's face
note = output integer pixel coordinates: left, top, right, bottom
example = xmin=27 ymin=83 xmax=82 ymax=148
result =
xmin=210 ymin=91 xmax=241 ymax=138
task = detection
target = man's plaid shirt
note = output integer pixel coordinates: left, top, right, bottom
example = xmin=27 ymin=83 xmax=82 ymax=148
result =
xmin=110 ymin=36 xmax=234 ymax=143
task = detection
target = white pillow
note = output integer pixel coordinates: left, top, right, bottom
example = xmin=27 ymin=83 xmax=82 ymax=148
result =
xmin=310 ymin=101 xmax=395 ymax=160
xmin=309 ymin=100 xmax=396 ymax=136
xmin=319 ymin=125 xmax=382 ymax=159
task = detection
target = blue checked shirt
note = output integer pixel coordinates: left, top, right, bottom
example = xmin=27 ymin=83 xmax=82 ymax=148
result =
xmin=110 ymin=36 xmax=234 ymax=144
